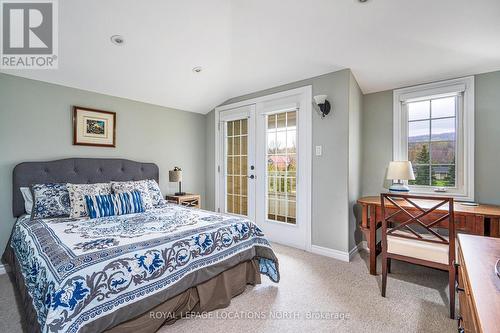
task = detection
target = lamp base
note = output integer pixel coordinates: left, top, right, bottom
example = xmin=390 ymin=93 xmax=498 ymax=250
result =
xmin=388 ymin=183 xmax=410 ymax=194
xmin=175 ymin=192 xmax=186 ymax=196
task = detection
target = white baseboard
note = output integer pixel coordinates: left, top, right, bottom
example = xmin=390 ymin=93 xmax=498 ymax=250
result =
xmin=0 ymin=264 xmax=10 ymax=275
xmin=310 ymin=245 xmax=350 ymax=262
xmin=310 ymin=241 xmax=368 ymax=263
xmin=348 ymin=241 xmax=369 ymax=260
xmin=349 ymin=244 xmax=359 ymax=261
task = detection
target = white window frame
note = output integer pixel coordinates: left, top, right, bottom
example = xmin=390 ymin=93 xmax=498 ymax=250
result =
xmin=393 ymin=76 xmax=474 ymax=201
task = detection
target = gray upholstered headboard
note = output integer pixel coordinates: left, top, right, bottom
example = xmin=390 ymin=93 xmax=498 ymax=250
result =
xmin=12 ymin=158 xmax=159 ymax=217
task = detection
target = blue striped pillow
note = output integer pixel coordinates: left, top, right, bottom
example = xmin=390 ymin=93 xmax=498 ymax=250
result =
xmin=84 ymin=190 xmax=144 ymax=219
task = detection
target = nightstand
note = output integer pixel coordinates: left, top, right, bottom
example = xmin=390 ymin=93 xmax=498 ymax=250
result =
xmin=166 ymin=193 xmax=201 ymax=208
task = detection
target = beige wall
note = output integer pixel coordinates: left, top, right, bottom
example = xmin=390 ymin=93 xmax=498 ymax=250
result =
xmin=0 ymin=73 xmax=207 ymax=253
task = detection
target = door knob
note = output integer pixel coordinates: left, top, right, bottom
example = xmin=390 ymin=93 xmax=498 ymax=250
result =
xmin=248 ymin=175 xmax=255 ymax=179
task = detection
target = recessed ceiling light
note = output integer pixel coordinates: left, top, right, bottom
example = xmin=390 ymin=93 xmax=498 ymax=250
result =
xmin=192 ymin=66 xmax=203 ymax=73
xmin=110 ymin=35 xmax=125 ymax=46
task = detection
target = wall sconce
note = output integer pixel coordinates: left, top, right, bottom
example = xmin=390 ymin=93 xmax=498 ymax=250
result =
xmin=313 ymin=95 xmax=331 ymax=118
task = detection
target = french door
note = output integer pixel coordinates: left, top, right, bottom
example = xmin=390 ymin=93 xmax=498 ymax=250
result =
xmin=216 ymin=87 xmax=312 ymax=250
xmin=218 ymin=105 xmax=256 ymax=222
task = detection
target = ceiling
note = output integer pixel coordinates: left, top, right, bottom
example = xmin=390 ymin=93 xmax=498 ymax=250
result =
xmin=3 ymin=0 xmax=500 ymax=114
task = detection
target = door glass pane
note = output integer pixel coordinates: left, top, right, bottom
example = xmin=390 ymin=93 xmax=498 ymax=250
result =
xmin=277 ymin=113 xmax=286 ymax=130
xmin=241 ymin=156 xmax=248 ymax=175
xmin=241 ymin=136 xmax=248 ymax=155
xmin=225 ymin=119 xmax=248 ymax=216
xmin=266 ymin=111 xmax=297 ymax=225
xmin=276 ymin=132 xmax=286 ymax=154
xmin=234 ymin=136 xmax=241 ymax=155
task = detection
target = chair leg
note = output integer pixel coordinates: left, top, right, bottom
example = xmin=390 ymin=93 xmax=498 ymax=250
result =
xmin=381 ymin=255 xmax=388 ymax=297
xmin=449 ymin=266 xmax=456 ymax=319
xmin=387 ymin=258 xmax=392 ymax=273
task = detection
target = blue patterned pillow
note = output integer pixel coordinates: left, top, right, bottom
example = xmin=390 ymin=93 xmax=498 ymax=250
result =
xmin=31 ymin=183 xmax=71 ymax=220
xmin=85 ymin=190 xmax=144 ymax=219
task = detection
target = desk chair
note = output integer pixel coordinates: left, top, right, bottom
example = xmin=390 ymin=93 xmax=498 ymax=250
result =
xmin=380 ymin=193 xmax=456 ymax=319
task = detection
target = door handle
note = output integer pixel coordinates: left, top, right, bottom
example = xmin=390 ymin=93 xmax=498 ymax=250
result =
xmin=248 ymin=175 xmax=255 ymax=179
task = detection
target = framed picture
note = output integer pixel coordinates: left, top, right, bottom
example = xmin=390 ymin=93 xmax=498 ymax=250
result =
xmin=73 ymin=106 xmax=116 ymax=147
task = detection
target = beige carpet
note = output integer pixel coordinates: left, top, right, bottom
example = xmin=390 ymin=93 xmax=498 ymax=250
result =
xmin=0 ymin=244 xmax=455 ymax=333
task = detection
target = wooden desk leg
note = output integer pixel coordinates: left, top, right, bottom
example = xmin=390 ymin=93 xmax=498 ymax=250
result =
xmin=369 ymin=205 xmax=377 ymax=275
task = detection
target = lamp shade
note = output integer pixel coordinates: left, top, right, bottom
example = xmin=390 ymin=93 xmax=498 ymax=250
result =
xmin=386 ymin=161 xmax=415 ymax=180
xmin=313 ymin=94 xmax=328 ymax=105
xmin=169 ymin=170 xmax=182 ymax=182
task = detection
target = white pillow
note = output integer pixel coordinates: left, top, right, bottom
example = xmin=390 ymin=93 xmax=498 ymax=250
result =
xmin=111 ymin=180 xmax=153 ymax=210
xmin=67 ymin=183 xmax=112 ymax=218
xmin=147 ymin=179 xmax=167 ymax=207
xmin=20 ymin=187 xmax=33 ymax=215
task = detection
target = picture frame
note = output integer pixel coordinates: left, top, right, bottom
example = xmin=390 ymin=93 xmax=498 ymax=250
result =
xmin=73 ymin=106 xmax=116 ymax=147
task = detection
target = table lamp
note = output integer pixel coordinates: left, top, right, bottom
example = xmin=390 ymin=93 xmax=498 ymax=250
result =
xmin=169 ymin=167 xmax=186 ymax=196
xmin=386 ymin=161 xmax=415 ymax=193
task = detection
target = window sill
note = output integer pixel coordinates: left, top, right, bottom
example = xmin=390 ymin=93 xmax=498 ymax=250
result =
xmin=407 ymin=188 xmax=474 ymax=202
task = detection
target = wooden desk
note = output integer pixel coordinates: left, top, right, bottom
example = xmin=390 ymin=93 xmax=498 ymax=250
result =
xmin=357 ymin=195 xmax=500 ymax=275
xmin=457 ymin=234 xmax=500 ymax=333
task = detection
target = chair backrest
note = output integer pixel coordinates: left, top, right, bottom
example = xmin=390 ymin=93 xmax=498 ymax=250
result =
xmin=380 ymin=193 xmax=455 ymax=262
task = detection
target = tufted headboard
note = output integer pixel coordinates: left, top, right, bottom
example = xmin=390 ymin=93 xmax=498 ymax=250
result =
xmin=12 ymin=158 xmax=159 ymax=217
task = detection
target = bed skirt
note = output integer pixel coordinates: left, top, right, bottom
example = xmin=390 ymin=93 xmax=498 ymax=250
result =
xmin=3 ymin=245 xmax=261 ymax=333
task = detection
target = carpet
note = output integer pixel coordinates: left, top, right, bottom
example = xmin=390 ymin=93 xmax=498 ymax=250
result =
xmin=0 ymin=243 xmax=455 ymax=332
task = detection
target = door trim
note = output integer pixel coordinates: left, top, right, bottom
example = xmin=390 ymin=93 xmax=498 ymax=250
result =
xmin=214 ymin=86 xmax=312 ymax=251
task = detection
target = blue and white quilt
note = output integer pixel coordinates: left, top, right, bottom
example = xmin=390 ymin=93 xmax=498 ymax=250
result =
xmin=11 ymin=204 xmax=279 ymax=333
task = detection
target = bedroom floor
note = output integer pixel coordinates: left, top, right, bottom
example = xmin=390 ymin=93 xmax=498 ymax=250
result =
xmin=0 ymin=244 xmax=456 ymax=333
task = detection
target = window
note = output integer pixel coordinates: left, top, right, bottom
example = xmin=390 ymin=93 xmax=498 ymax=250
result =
xmin=225 ymin=119 xmax=248 ymax=216
xmin=266 ymin=110 xmax=297 ymax=224
xmin=393 ymin=77 xmax=474 ymax=200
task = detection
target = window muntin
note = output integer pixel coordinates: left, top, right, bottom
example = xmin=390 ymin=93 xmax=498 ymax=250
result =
xmin=407 ymin=96 xmax=457 ymax=188
xmin=266 ymin=111 xmax=296 ymax=224
xmin=225 ymin=119 xmax=248 ymax=216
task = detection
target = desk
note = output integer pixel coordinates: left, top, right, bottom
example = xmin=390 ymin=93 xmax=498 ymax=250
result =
xmin=357 ymin=196 xmax=500 ymax=275
xmin=457 ymin=234 xmax=500 ymax=333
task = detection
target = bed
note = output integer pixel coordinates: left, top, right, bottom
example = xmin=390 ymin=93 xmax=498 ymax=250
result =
xmin=2 ymin=158 xmax=279 ymax=333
